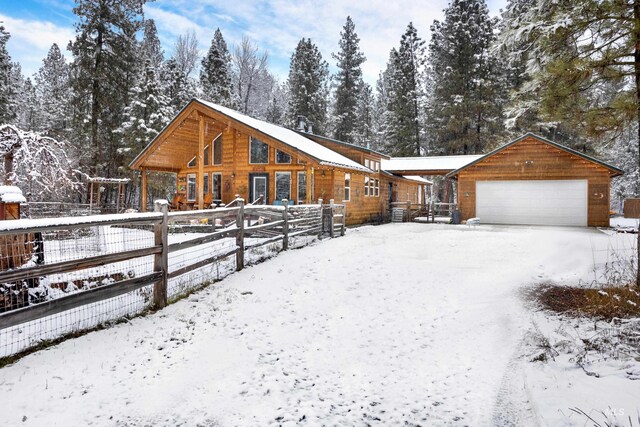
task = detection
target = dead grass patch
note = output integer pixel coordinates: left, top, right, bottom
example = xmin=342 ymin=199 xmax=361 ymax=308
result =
xmin=531 ymin=283 xmax=640 ymax=320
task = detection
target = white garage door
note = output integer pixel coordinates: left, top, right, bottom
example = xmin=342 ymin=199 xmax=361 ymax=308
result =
xmin=476 ymin=180 xmax=588 ymax=226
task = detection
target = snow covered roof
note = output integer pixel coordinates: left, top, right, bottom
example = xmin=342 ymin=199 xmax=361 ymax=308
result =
xmin=196 ymin=99 xmax=371 ymax=173
xmin=0 ymin=186 xmax=26 ymax=203
xmin=381 ymin=155 xmax=483 ymax=174
xmin=402 ymin=176 xmax=433 ymax=185
xmin=87 ymin=177 xmax=130 ymax=184
xmin=446 ymin=133 xmax=625 ymax=178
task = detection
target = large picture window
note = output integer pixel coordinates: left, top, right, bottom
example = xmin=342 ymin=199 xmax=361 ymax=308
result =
xmin=212 ymin=173 xmax=222 ymax=201
xmin=297 ymin=171 xmax=307 ymax=203
xmin=344 ymin=173 xmax=351 ymax=201
xmin=250 ymin=137 xmax=269 ymax=164
xmin=213 ymin=134 xmax=222 ymax=165
xmin=187 ymin=174 xmax=196 ymax=201
xmin=275 ymin=172 xmax=291 ymax=201
xmin=276 ymin=149 xmax=291 ymax=164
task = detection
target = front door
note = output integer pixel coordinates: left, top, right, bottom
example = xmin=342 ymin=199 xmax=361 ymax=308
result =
xmin=249 ymin=173 xmax=269 ymax=204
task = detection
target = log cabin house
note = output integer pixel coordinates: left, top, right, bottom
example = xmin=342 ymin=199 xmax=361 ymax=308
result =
xmin=130 ymin=99 xmax=430 ymax=225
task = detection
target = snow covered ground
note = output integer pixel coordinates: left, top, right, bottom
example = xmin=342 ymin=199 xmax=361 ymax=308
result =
xmin=0 ymin=223 xmax=637 ymax=426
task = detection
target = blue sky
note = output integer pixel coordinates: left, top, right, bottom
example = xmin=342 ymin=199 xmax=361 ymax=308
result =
xmin=1 ymin=0 xmax=507 ymax=84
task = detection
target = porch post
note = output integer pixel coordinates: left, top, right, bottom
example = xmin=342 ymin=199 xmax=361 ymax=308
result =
xmin=198 ymin=114 xmax=205 ymax=210
xmin=307 ymin=167 xmax=313 ymax=203
xmin=141 ymin=169 xmax=148 ymax=212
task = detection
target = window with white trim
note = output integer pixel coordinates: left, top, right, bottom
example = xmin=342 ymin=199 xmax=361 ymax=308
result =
xmin=212 ymin=173 xmax=222 ymax=200
xmin=344 ymin=173 xmax=351 ymax=201
xmin=250 ymin=137 xmax=269 ymax=164
xmin=364 ymin=159 xmax=370 ymax=169
xmin=187 ymin=174 xmax=196 ymax=201
xmin=364 ymin=176 xmax=369 ymax=196
xmin=375 ymin=179 xmax=380 ymax=197
xmin=369 ymin=176 xmax=374 ymax=195
xmin=276 ymin=149 xmax=291 ymax=164
xmin=213 ymin=133 xmax=222 ymax=165
xmin=297 ymin=171 xmax=307 ymax=203
xmin=275 ymin=172 xmax=291 ymax=201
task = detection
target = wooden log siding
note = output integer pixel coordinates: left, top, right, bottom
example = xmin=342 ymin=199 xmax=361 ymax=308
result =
xmin=455 ymin=136 xmax=614 ymax=227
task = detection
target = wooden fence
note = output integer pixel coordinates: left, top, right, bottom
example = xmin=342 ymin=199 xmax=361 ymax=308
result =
xmin=0 ymin=199 xmax=344 ymax=358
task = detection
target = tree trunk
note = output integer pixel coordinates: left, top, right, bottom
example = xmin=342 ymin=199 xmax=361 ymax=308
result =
xmin=3 ymin=153 xmax=13 ymax=185
xmin=634 ymin=0 xmax=640 ymax=286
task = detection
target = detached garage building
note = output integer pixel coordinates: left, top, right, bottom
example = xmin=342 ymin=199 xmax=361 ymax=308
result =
xmin=447 ymin=133 xmax=624 ymax=227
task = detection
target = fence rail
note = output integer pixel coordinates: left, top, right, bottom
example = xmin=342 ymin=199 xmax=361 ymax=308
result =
xmin=0 ymin=198 xmax=344 ymax=358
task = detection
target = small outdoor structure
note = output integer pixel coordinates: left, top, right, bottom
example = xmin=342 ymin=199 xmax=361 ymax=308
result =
xmin=446 ymin=133 xmax=624 ymax=227
xmin=0 ymin=186 xmax=40 ymax=312
xmin=87 ymin=177 xmax=130 ymax=214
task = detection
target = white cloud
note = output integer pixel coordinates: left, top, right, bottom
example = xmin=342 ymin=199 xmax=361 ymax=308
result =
xmin=150 ymin=0 xmax=505 ymax=85
xmin=3 ymin=0 xmax=508 ymax=83
xmin=1 ymin=13 xmax=75 ymax=77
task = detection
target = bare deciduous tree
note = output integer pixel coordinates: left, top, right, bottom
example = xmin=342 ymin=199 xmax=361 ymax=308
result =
xmin=173 ymin=30 xmax=199 ymax=78
xmin=233 ymin=36 xmax=269 ymax=115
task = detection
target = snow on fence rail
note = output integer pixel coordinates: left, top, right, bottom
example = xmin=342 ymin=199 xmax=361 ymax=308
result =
xmin=0 ymin=198 xmax=343 ymax=358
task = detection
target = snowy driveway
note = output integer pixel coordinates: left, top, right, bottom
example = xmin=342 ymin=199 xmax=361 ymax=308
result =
xmin=0 ymin=224 xmax=619 ymax=426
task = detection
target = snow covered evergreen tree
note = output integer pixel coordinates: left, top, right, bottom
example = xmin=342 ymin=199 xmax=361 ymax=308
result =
xmin=265 ymin=81 xmax=288 ymax=126
xmin=117 ymin=60 xmax=172 ymax=166
xmin=427 ymin=0 xmax=505 ymax=154
xmin=140 ymin=19 xmax=164 ymax=68
xmin=353 ymin=83 xmax=374 ymax=148
xmin=200 ymin=28 xmax=233 ymax=106
xmin=161 ymin=58 xmax=197 ymax=114
xmin=287 ymin=38 xmax=329 ymax=133
xmin=383 ymin=23 xmax=426 ymax=156
xmin=16 ymin=77 xmax=40 ymax=131
xmin=34 ymin=43 xmax=71 ymax=138
xmin=68 ymin=0 xmax=146 ymax=178
xmin=332 ymin=16 xmax=366 ymax=143
xmin=0 ymin=25 xmax=16 ymax=124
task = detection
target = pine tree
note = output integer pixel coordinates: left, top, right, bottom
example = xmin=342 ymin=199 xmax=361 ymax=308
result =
xmin=68 ymin=0 xmax=146 ymax=178
xmin=383 ymin=23 xmax=426 ymax=156
xmin=427 ymin=0 xmax=505 ymax=155
xmin=265 ymin=82 xmax=288 ymax=126
xmin=0 ymin=25 xmax=15 ymax=124
xmin=332 ymin=16 xmax=366 ymax=143
xmin=16 ymin=77 xmax=40 ymax=131
xmin=287 ymin=38 xmax=329 ymax=133
xmin=118 ymin=60 xmax=172 ymax=166
xmin=354 ymin=83 xmax=374 ymax=148
xmin=34 ymin=43 xmax=71 ymax=138
xmin=200 ymin=28 xmax=233 ymax=106
xmin=140 ymin=19 xmax=164 ymax=68
xmin=161 ymin=58 xmax=196 ymax=114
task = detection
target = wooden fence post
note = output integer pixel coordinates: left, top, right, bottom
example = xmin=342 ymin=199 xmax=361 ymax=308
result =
xmin=236 ymin=198 xmax=245 ymax=271
xmin=341 ymin=202 xmax=346 ymax=236
xmin=282 ymin=199 xmax=289 ymax=250
xmin=317 ymin=198 xmax=323 ymax=239
xmin=406 ymin=200 xmax=411 ymax=222
xmin=329 ymin=199 xmax=335 ymax=238
xmin=153 ymin=200 xmax=168 ymax=309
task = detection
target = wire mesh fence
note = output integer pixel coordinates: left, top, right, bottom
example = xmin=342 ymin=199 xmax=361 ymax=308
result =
xmin=0 ymin=200 xmax=334 ymax=359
